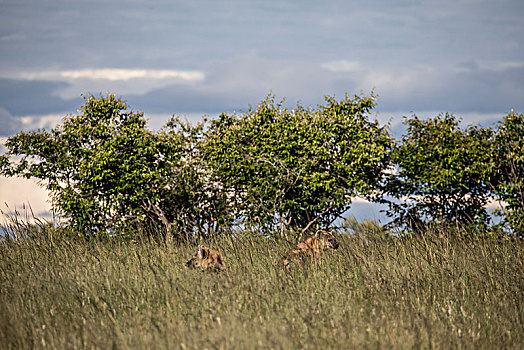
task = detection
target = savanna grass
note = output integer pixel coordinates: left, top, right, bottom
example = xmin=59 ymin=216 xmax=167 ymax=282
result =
xmin=0 ymin=220 xmax=522 ymax=349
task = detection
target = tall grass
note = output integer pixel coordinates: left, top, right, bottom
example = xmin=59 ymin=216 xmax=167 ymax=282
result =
xmin=0 ymin=216 xmax=522 ymax=349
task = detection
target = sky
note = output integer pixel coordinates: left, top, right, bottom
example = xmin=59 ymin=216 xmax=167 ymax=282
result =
xmin=1 ymin=0 xmax=523 ymax=221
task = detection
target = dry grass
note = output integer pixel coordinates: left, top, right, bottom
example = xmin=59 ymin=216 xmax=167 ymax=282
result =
xmin=0 ymin=221 xmax=522 ymax=349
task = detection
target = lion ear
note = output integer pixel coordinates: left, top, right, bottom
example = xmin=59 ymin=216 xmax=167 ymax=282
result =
xmin=315 ymin=230 xmax=323 ymax=239
xmin=198 ymin=245 xmax=206 ymax=259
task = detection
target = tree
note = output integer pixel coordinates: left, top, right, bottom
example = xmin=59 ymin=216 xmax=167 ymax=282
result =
xmin=200 ymin=92 xmax=392 ymax=234
xmin=383 ymin=113 xmax=496 ymax=231
xmin=0 ymin=94 xmax=207 ymax=238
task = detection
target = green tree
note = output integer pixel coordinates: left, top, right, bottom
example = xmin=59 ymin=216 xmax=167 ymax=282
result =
xmin=493 ymin=110 xmax=524 ymax=235
xmin=200 ymin=92 xmax=392 ymax=234
xmin=0 ymin=94 xmax=206 ymax=238
xmin=383 ymin=113 xmax=496 ymax=230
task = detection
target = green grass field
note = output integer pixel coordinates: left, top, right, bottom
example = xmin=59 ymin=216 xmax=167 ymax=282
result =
xmin=0 ymin=221 xmax=522 ymax=349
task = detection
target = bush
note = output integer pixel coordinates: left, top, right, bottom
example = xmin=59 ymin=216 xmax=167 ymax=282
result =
xmin=201 ymin=92 xmax=392 ymax=233
xmin=0 ymin=94 xmax=207 ymax=238
xmin=383 ymin=113 xmax=496 ymax=231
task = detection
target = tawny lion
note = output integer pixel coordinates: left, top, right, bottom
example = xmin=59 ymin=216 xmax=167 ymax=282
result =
xmin=186 ymin=245 xmax=226 ymax=272
xmin=282 ymin=230 xmax=340 ymax=269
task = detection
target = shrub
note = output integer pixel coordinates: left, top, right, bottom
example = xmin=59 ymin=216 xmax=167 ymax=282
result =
xmin=383 ymin=113 xmax=496 ymax=231
xmin=200 ymin=92 xmax=392 ymax=234
xmin=0 ymin=94 xmax=206 ymax=238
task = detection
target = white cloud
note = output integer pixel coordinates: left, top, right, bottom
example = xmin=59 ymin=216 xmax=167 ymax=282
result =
xmin=18 ymin=69 xmax=205 ymax=82
xmin=0 ymin=108 xmax=17 ymax=135
xmin=3 ymin=68 xmax=206 ymax=100
xmin=0 ymin=137 xmax=7 ymax=153
xmin=19 ymin=113 xmax=64 ymax=130
xmin=453 ymin=60 xmax=524 ymax=73
xmin=0 ymin=176 xmax=51 ymax=219
xmin=485 ymin=61 xmax=524 ymax=71
xmin=321 ymin=60 xmax=361 ymax=73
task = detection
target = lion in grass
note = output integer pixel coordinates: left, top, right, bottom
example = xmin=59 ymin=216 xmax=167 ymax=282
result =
xmin=282 ymin=230 xmax=340 ymax=269
xmin=186 ymin=245 xmax=226 ymax=272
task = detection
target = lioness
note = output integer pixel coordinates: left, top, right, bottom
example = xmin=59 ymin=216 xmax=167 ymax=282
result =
xmin=186 ymin=245 xmax=226 ymax=272
xmin=282 ymin=230 xmax=339 ymax=269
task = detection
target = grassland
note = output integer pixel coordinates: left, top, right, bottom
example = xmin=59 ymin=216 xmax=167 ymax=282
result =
xmin=0 ymin=221 xmax=522 ymax=349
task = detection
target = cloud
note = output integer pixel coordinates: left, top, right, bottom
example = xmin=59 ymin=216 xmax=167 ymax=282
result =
xmin=20 ymin=69 xmax=205 ymax=82
xmin=0 ymin=177 xmax=51 ymax=219
xmin=199 ymin=53 xmax=360 ymax=107
xmin=125 ymin=53 xmax=342 ymax=115
xmin=0 ymin=108 xmax=22 ymax=136
xmin=5 ymin=69 xmax=206 ymax=100
xmin=321 ymin=60 xmax=361 ymax=73
xmin=323 ymin=60 xmax=524 ymax=115
xmin=0 ymin=78 xmax=80 ymax=116
xmin=19 ymin=114 xmax=64 ymax=131
xmin=119 ymin=54 xmax=524 ymax=127
xmin=1 ymin=54 xmax=523 ymax=140
xmin=0 ymin=109 xmax=64 ymax=138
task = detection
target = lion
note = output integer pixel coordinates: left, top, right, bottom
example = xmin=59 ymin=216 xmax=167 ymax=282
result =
xmin=186 ymin=245 xmax=226 ymax=272
xmin=282 ymin=230 xmax=340 ymax=269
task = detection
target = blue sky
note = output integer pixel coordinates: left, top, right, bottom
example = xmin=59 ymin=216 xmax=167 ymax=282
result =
xmin=1 ymin=0 xmax=523 ymax=219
